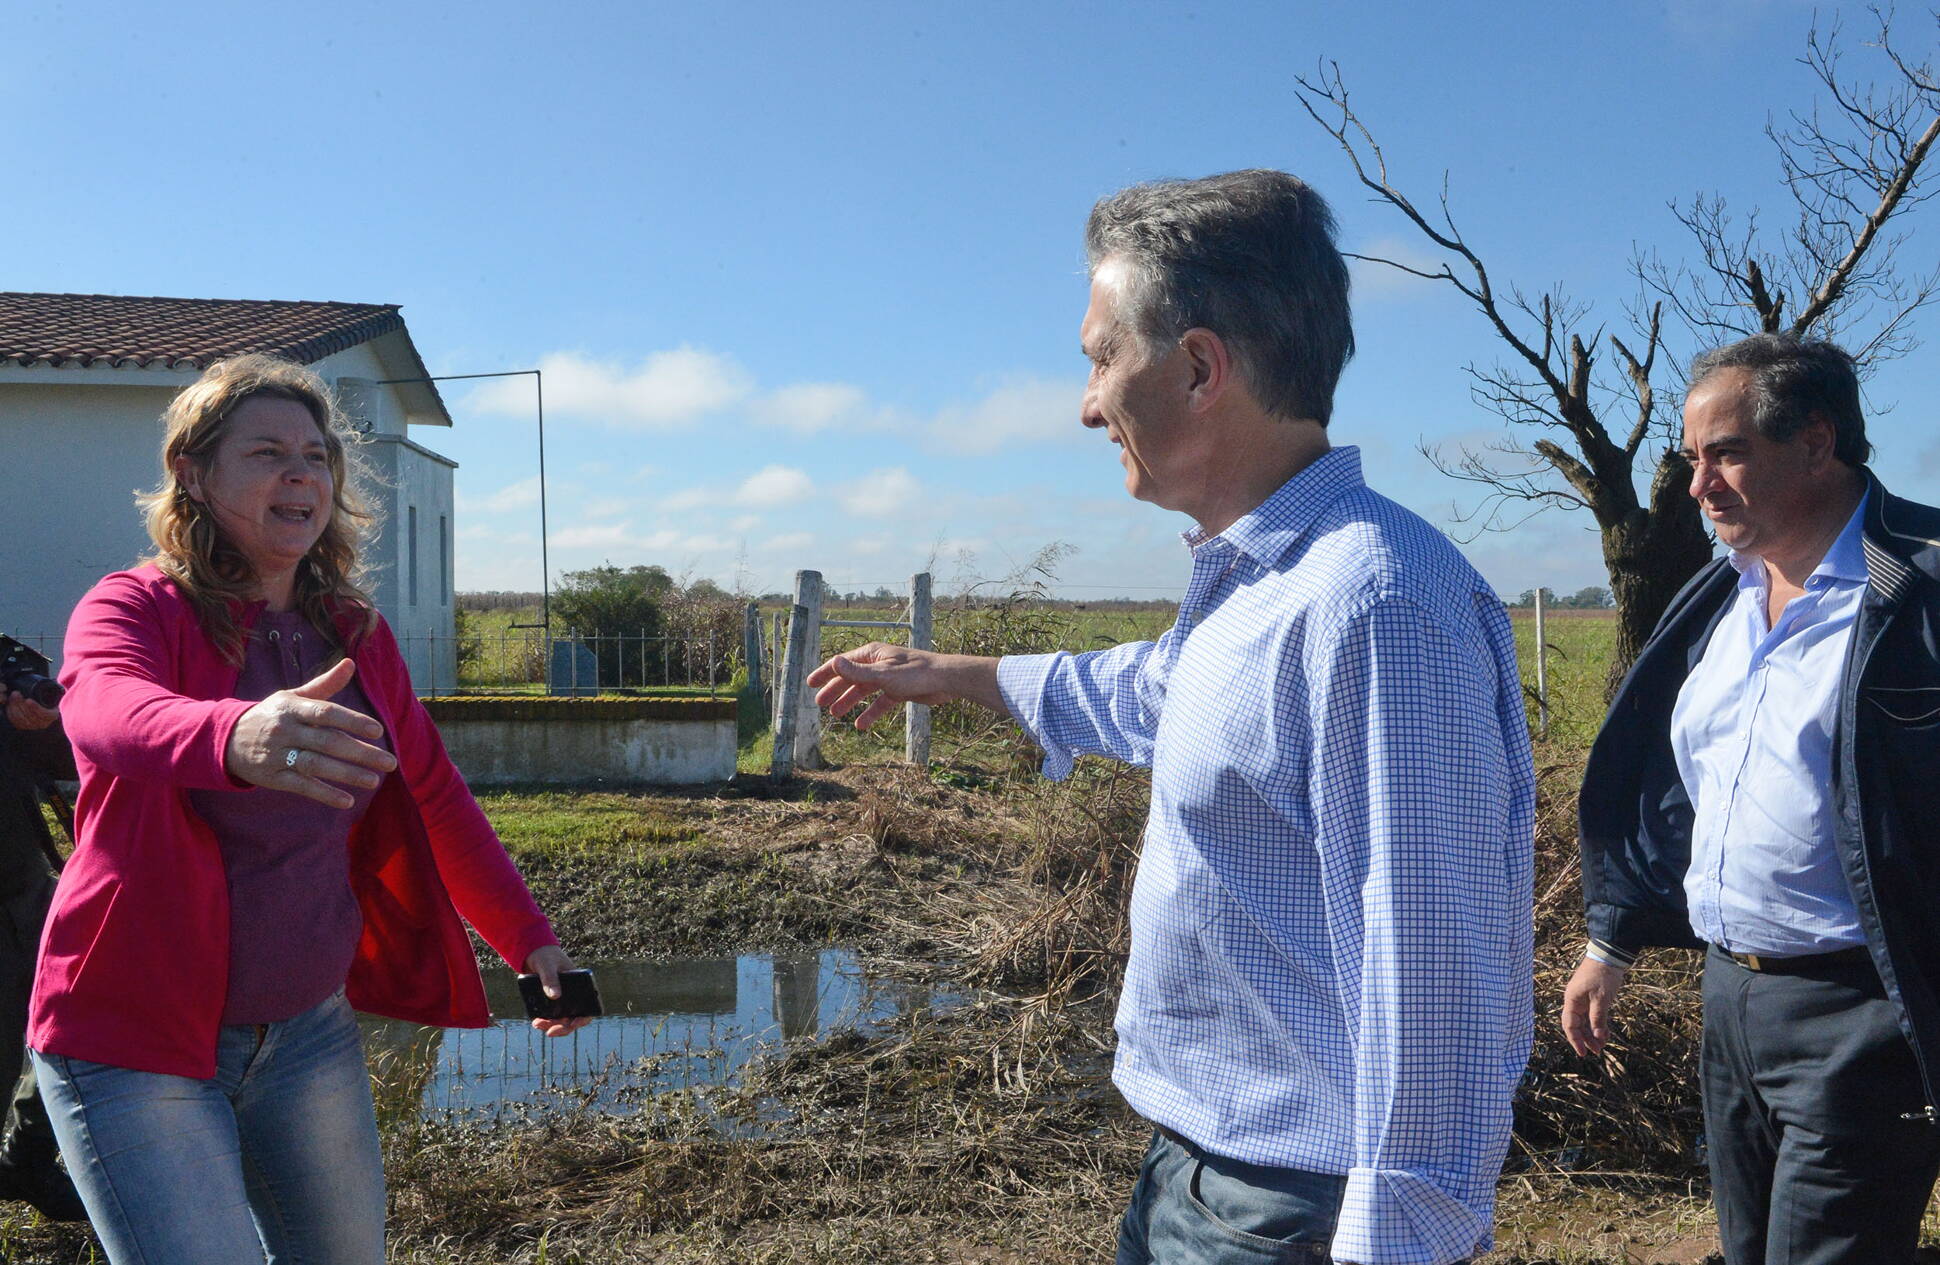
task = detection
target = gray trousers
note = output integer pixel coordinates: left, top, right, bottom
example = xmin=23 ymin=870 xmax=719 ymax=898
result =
xmin=1701 ymin=946 xmax=1940 ymax=1265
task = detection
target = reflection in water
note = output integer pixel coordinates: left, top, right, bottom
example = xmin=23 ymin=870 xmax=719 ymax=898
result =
xmin=360 ymin=949 xmax=946 ymax=1123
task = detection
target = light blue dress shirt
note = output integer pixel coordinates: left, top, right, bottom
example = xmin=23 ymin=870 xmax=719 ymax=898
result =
xmin=1672 ymin=492 xmax=1870 ymax=956
xmin=996 ymin=448 xmax=1535 ymax=1265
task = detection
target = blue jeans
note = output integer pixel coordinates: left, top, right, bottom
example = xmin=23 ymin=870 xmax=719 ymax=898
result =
xmin=1116 ymin=1128 xmax=1348 ymax=1264
xmin=31 ymin=991 xmax=385 ymax=1265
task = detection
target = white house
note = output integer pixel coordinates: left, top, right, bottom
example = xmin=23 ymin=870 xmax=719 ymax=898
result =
xmin=0 ymin=292 xmax=461 ymax=691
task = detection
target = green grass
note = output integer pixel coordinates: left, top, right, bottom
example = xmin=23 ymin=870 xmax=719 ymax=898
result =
xmin=469 ymin=787 xmax=868 ymax=957
xmin=1510 ymin=610 xmax=1617 ymax=749
xmin=474 ymin=790 xmax=704 ymax=860
xmin=746 ymin=604 xmax=1615 ymax=772
xmin=463 ymin=599 xmax=1619 ymax=773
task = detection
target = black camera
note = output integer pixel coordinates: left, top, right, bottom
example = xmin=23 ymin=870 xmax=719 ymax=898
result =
xmin=0 ymin=635 xmax=62 ymax=708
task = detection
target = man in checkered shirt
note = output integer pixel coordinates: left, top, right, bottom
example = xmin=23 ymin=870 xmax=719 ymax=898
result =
xmin=810 ymin=169 xmax=1536 ymax=1265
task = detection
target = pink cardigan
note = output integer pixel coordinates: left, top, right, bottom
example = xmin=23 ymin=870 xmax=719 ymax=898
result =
xmin=30 ymin=566 xmax=557 ymax=1078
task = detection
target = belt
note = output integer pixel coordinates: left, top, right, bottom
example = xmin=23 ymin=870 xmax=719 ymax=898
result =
xmin=1153 ymin=1122 xmax=1194 ymax=1150
xmin=1722 ymin=945 xmax=1871 ymax=974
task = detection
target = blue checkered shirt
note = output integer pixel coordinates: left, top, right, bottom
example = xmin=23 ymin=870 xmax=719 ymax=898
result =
xmin=998 ymin=448 xmax=1535 ymax=1265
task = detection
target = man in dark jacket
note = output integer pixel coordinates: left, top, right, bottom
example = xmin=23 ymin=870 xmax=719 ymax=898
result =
xmin=0 ymin=686 xmax=85 ymax=1220
xmin=1564 ymin=332 xmax=1940 ymax=1265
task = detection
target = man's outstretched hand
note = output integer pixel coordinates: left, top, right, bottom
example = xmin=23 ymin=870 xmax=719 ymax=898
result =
xmin=808 ymin=643 xmax=1004 ymax=730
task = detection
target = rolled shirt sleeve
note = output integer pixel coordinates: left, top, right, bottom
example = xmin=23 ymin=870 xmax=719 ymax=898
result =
xmin=996 ymin=632 xmax=1174 ymax=781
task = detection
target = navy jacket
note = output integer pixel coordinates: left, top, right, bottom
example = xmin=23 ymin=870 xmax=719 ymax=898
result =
xmin=1580 ymin=472 xmax=1940 ymax=1111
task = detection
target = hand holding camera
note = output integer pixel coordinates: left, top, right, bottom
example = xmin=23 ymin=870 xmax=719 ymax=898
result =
xmin=1 ymin=636 xmax=62 ymax=731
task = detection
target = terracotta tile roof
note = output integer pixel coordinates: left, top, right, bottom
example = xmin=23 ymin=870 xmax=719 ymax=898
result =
xmin=0 ymin=292 xmax=408 ymax=370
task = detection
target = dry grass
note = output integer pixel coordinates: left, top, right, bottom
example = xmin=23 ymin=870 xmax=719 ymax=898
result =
xmin=1513 ymin=744 xmax=1707 ymax=1179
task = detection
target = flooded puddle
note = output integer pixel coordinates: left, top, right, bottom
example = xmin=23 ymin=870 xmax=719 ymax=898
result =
xmin=360 ymin=950 xmax=953 ymax=1123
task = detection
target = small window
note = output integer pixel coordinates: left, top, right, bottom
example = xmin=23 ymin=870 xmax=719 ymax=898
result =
xmin=408 ymin=506 xmax=419 ymax=607
xmin=439 ymin=515 xmax=450 ymax=606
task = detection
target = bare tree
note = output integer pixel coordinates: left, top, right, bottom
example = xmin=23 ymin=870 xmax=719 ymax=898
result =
xmin=1296 ymin=9 xmax=1940 ymax=691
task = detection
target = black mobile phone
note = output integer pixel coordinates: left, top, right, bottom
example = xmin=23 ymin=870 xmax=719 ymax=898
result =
xmin=517 ymin=968 xmax=603 ymax=1020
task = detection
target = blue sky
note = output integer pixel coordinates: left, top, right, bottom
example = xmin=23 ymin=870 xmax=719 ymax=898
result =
xmin=11 ymin=0 xmax=1940 ymax=599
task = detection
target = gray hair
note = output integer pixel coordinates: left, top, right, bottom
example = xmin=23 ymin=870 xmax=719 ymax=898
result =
xmin=1688 ymin=333 xmax=1870 ymax=466
xmin=1084 ymin=169 xmax=1354 ymax=425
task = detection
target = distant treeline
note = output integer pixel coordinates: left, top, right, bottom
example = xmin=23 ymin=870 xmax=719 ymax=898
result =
xmin=457 ymin=592 xmax=547 ymax=612
xmin=1503 ymin=586 xmax=1615 ymax=610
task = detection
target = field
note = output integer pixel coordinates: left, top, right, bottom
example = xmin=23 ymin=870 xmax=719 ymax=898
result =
xmin=1511 ymin=607 xmax=1619 ymax=749
xmin=4 ymin=600 xmax=1892 ymax=1264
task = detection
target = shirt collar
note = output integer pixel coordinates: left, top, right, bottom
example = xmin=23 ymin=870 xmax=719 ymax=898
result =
xmin=1184 ymin=446 xmax=1366 ymax=567
xmin=1726 ymin=487 xmax=1871 ymax=586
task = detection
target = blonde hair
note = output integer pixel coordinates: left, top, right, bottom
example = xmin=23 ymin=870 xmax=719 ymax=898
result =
xmin=139 ymin=354 xmax=378 ymax=663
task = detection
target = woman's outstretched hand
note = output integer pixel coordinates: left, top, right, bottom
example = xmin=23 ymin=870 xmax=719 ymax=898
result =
xmin=525 ymin=944 xmax=594 ymax=1038
xmin=225 ymin=659 xmax=397 ymax=809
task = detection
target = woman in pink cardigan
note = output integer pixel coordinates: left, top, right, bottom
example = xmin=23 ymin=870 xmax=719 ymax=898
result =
xmin=29 ymin=354 xmax=589 ymax=1264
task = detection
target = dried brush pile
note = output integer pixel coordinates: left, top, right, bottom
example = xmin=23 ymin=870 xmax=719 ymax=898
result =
xmin=1511 ymin=745 xmax=1706 ymax=1179
xmin=850 ymin=733 xmax=1712 ymax=1182
xmin=377 ymin=993 xmax=1145 ymax=1264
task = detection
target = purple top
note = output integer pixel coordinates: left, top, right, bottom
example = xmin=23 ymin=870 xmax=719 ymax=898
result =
xmin=187 ymin=610 xmax=392 ymax=1023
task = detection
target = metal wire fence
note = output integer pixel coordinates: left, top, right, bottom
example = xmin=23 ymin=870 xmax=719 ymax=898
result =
xmin=8 ymin=629 xmax=734 ymax=699
xmin=414 ymin=628 xmax=731 ymax=697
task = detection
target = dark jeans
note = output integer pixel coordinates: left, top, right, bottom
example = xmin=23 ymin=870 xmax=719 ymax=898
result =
xmin=1116 ymin=1128 xmax=1350 ymax=1265
xmin=0 ymin=872 xmax=56 ymax=1160
xmin=1701 ymin=946 xmax=1940 ymax=1265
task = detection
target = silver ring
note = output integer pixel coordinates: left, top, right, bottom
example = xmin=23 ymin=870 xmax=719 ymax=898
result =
xmin=284 ymin=747 xmax=301 ymax=770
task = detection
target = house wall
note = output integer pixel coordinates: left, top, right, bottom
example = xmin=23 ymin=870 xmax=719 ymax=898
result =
xmin=0 ymin=380 xmax=182 ymax=654
xmin=358 ymin=433 xmax=458 ymax=692
xmin=1 ymin=346 xmax=459 ymax=692
xmin=321 ymin=343 xmax=459 ymax=694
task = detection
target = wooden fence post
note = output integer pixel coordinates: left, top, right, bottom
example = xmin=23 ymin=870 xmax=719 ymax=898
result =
xmin=791 ymin=570 xmax=825 ymax=770
xmin=905 ymin=572 xmax=932 ymax=766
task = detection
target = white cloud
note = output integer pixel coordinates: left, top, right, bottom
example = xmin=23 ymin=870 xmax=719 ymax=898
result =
xmin=730 ymin=514 xmax=762 ymax=532
xmin=734 ymin=465 xmax=814 ymax=507
xmin=926 ymin=376 xmax=1082 ymax=455
xmin=456 ymin=476 xmax=543 ymax=513
xmin=456 ymin=522 xmax=534 ymax=544
xmin=548 ymin=523 xmax=736 ymax=557
xmin=659 ymin=487 xmax=714 ymax=513
xmin=765 ymin=531 xmax=813 ymax=553
xmin=582 ymin=496 xmax=634 ymax=518
xmin=551 ymin=522 xmax=644 ymax=550
xmin=468 ymin=348 xmax=753 ymax=429
xmin=1348 ymin=236 xmax=1449 ymax=300
xmin=839 ymin=467 xmax=921 ymax=518
xmin=752 ymin=382 xmax=873 ymax=435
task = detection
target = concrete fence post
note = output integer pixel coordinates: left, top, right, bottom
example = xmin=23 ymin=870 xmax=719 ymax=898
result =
xmin=771 ymin=599 xmax=811 ymax=781
xmin=743 ymin=603 xmax=762 ymax=695
xmin=770 ymin=611 xmax=786 ymax=727
xmin=905 ymin=572 xmax=933 ymax=766
xmin=791 ymin=570 xmax=825 ymax=770
xmin=1534 ymin=587 xmax=1550 ymax=742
